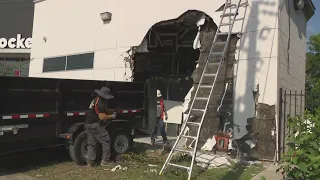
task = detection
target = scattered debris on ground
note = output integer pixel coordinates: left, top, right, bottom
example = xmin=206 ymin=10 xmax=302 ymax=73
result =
xmin=108 ymin=165 xmax=128 ymax=172
xmin=196 ymin=153 xmax=232 ymax=169
xmin=0 ymin=144 xmax=265 ymax=180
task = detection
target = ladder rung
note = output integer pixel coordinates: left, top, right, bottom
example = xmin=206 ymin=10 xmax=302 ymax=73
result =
xmin=191 ymin=108 xmax=205 ymax=112
xmin=221 ymin=13 xmax=236 ymax=17
xmin=232 ymin=18 xmax=245 ymax=22
xmin=239 ymin=2 xmax=249 ymax=7
xmin=220 ymin=23 xmax=231 ymax=26
xmin=226 ymin=2 xmax=249 ymax=8
xmin=217 ymin=32 xmax=229 ymax=36
xmin=168 ymin=163 xmax=190 ymax=170
xmin=195 ymin=97 xmax=209 ymax=101
xmin=214 ymin=41 xmax=227 ymax=45
xmin=203 ymin=73 xmax=216 ymax=77
xmin=182 ymin=135 xmax=197 ymax=139
xmin=187 ymin=122 xmax=201 ymax=126
xmin=199 ymin=85 xmax=212 ymax=89
xmin=208 ymin=62 xmax=220 ymax=66
xmin=226 ymin=3 xmax=237 ymax=8
xmin=211 ymin=52 xmax=223 ymax=56
xmin=175 ymin=148 xmax=193 ymax=154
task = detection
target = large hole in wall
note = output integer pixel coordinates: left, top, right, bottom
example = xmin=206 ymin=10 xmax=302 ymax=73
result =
xmin=131 ymin=10 xmax=206 ymax=102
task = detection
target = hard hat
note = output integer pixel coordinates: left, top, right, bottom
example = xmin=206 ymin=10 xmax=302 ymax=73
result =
xmin=157 ymin=90 xmax=162 ymax=97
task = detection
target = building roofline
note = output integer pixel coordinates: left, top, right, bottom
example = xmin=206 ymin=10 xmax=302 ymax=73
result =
xmin=308 ymin=0 xmax=315 ymax=10
xmin=304 ymin=0 xmax=315 ymax=21
xmin=33 ymin=0 xmax=45 ymax=4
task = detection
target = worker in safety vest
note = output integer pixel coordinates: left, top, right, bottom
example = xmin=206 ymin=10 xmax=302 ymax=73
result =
xmin=151 ymin=89 xmax=168 ymax=145
xmin=85 ymin=87 xmax=118 ymax=167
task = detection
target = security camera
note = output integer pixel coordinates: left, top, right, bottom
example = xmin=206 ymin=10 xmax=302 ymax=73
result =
xmin=100 ymin=12 xmax=112 ymax=22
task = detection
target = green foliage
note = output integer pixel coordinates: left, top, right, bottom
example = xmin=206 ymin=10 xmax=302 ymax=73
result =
xmin=306 ymin=34 xmax=320 ymax=112
xmin=279 ymin=109 xmax=320 ymax=180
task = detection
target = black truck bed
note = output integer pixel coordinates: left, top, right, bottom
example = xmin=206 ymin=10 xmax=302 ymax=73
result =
xmin=0 ymin=76 xmax=146 ymax=155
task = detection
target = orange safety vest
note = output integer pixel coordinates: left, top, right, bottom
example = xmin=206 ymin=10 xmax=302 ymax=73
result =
xmin=94 ymin=97 xmax=100 ymax=115
xmin=159 ymin=98 xmax=165 ymax=119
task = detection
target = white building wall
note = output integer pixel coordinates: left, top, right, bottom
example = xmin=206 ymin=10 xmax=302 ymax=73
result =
xmin=30 ymin=0 xmax=310 ymax=140
xmin=278 ymin=0 xmax=307 ymax=115
xmin=232 ymin=0 xmax=279 ymax=139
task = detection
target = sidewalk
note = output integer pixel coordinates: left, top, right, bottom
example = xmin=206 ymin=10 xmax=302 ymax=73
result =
xmin=0 ymin=174 xmax=33 ymax=180
xmin=251 ymin=165 xmax=283 ymax=180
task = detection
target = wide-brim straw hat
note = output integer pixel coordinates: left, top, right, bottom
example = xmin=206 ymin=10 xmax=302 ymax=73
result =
xmin=95 ymin=87 xmax=114 ymax=99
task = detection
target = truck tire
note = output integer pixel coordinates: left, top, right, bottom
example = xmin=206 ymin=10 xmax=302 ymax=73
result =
xmin=111 ymin=130 xmax=133 ymax=155
xmin=69 ymin=131 xmax=103 ymax=165
xmin=69 ymin=131 xmax=87 ymax=165
xmin=69 ymin=130 xmax=132 ymax=165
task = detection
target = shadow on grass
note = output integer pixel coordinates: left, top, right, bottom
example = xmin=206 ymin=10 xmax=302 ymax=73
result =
xmin=119 ymin=142 xmax=170 ymax=165
xmin=0 ymin=141 xmax=165 ymax=178
xmin=219 ymin=163 xmax=246 ymax=180
xmin=0 ymin=146 xmax=71 ymax=176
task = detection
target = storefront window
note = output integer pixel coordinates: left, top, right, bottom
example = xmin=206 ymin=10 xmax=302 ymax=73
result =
xmin=0 ymin=58 xmax=4 ymax=75
xmin=0 ymin=58 xmax=30 ymax=77
xmin=20 ymin=59 xmax=30 ymax=77
xmin=4 ymin=58 xmax=20 ymax=76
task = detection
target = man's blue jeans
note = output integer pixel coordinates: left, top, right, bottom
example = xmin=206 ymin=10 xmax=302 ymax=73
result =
xmin=151 ymin=118 xmax=167 ymax=141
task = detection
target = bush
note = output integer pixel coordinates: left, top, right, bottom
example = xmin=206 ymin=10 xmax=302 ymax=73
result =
xmin=278 ymin=109 xmax=320 ymax=179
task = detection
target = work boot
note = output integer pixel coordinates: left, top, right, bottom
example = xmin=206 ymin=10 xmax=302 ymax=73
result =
xmin=100 ymin=160 xmax=114 ymax=167
xmin=163 ymin=139 xmax=168 ymax=146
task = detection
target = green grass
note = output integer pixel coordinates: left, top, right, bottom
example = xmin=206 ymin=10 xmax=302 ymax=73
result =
xmin=23 ymin=143 xmax=264 ymax=180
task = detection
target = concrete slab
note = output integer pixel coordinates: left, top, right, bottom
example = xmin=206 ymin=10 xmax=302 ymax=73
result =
xmin=251 ymin=165 xmax=283 ymax=180
xmin=134 ymin=135 xmax=177 ymax=146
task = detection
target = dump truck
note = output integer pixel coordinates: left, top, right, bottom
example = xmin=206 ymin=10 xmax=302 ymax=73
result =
xmin=0 ymin=76 xmax=156 ymax=165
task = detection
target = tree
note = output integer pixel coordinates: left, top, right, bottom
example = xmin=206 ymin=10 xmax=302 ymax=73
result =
xmin=306 ymin=34 xmax=320 ymax=112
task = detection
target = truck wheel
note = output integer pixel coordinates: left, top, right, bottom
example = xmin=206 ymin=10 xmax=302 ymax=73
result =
xmin=111 ymin=131 xmax=133 ymax=155
xmin=69 ymin=131 xmax=87 ymax=165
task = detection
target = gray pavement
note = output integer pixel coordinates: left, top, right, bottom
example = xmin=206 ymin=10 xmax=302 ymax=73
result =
xmin=0 ymin=174 xmax=33 ymax=180
xmin=251 ymin=164 xmax=283 ymax=180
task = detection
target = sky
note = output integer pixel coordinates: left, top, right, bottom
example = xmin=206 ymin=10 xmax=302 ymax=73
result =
xmin=307 ymin=0 xmax=320 ymax=39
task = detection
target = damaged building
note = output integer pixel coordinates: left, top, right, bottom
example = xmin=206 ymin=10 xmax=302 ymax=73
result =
xmin=29 ymin=0 xmax=315 ymax=161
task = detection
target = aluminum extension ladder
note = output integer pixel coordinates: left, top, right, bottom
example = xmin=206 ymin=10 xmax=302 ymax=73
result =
xmin=159 ymin=0 xmax=248 ymax=179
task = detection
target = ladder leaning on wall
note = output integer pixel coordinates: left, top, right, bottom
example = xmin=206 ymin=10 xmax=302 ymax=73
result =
xmin=159 ymin=0 xmax=249 ymax=179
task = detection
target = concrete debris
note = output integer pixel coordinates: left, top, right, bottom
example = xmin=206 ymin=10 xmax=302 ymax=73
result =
xmin=195 ymin=153 xmax=231 ymax=169
xmin=181 ymin=86 xmax=194 ymax=113
xmin=231 ymin=159 xmax=262 ymax=166
xmin=193 ymin=15 xmax=206 ymax=49
xmin=148 ymin=164 xmax=158 ymax=167
xmin=195 ymin=151 xmax=262 ymax=169
xmin=122 ymin=48 xmax=134 ymax=81
xmin=110 ymin=165 xmax=128 ymax=172
xmin=228 ymin=138 xmax=235 ymax=150
xmin=201 ymin=136 xmax=216 ymax=151
xmin=144 ymin=169 xmax=158 ymax=173
xmin=247 ymin=161 xmax=262 ymax=166
xmin=150 ymin=169 xmax=157 ymax=173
